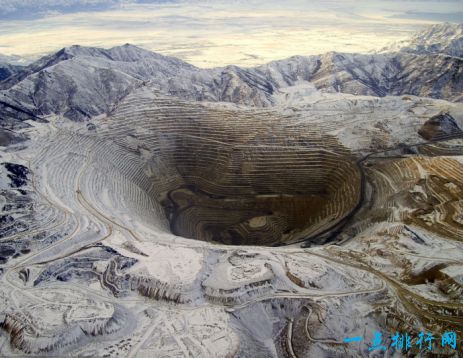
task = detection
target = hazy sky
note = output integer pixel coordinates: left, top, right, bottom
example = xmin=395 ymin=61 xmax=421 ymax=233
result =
xmin=0 ymin=0 xmax=461 ymax=67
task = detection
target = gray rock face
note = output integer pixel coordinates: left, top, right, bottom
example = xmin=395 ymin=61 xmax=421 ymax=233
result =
xmin=0 ymin=128 xmax=27 ymax=146
xmin=418 ymin=113 xmax=463 ymax=140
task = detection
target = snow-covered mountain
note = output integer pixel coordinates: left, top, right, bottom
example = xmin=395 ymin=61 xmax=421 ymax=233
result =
xmin=0 ymin=63 xmax=21 ymax=82
xmin=0 ymin=24 xmax=462 ymax=128
xmin=260 ymin=51 xmax=462 ymax=100
xmin=0 ymin=44 xmax=277 ymax=127
xmin=0 ymin=54 xmax=25 ymax=82
xmin=380 ymin=22 xmax=463 ymax=58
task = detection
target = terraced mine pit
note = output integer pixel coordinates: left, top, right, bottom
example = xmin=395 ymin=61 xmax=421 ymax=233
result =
xmin=100 ymin=92 xmax=362 ymax=246
xmin=2 ymin=27 xmax=463 ymax=356
xmin=162 ymin=147 xmax=361 ymax=246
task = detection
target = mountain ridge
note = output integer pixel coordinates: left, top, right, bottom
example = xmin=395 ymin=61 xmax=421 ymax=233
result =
xmin=0 ymin=23 xmax=461 ymax=128
xmin=379 ymin=22 xmax=463 ymax=58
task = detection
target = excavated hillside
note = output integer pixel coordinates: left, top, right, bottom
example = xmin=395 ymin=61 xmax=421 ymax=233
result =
xmin=96 ymin=90 xmax=361 ymax=246
xmin=1 ymin=23 xmax=463 ymax=358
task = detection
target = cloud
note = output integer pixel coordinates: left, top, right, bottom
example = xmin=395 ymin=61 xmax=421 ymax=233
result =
xmin=0 ymin=1 xmax=461 ymax=67
xmin=0 ymin=0 xmax=179 ymax=19
xmin=390 ymin=11 xmax=463 ymax=22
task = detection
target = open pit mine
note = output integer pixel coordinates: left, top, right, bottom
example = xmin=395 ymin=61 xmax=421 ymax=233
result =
xmin=0 ymin=23 xmax=463 ymax=357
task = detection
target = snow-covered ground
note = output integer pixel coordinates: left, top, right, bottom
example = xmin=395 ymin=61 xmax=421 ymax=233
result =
xmin=1 ymin=23 xmax=463 ymax=357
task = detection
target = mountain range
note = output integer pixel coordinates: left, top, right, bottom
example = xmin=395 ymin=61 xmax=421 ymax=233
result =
xmin=0 ymin=22 xmax=462 ymax=129
xmin=379 ymin=22 xmax=463 ymax=57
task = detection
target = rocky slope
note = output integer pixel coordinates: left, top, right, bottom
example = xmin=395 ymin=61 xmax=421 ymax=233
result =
xmin=260 ymin=51 xmax=462 ymax=101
